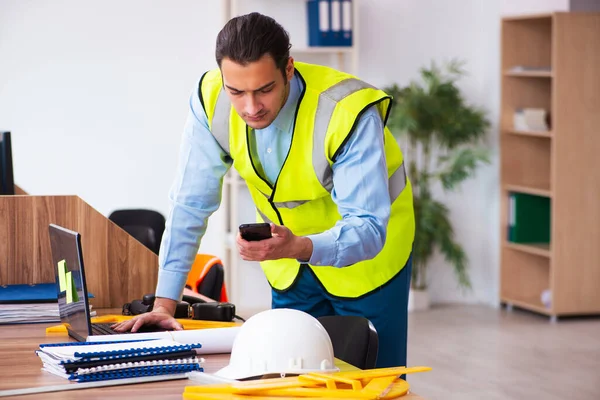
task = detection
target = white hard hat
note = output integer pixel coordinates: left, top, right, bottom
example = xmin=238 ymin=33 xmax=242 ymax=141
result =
xmin=214 ymin=308 xmax=339 ymax=380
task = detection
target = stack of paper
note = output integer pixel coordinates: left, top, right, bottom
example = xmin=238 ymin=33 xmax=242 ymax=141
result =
xmin=36 ymin=339 xmax=204 ymax=382
xmin=0 ymin=302 xmax=96 ymax=324
xmin=0 ymin=283 xmax=96 ymax=324
xmin=0 ymin=304 xmax=60 ymax=324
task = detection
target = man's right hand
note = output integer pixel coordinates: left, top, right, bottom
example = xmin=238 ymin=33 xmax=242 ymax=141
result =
xmin=111 ymin=297 xmax=184 ymax=333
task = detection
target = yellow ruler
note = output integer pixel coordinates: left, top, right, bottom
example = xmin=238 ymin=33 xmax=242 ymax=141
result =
xmin=184 ymin=366 xmax=431 ymax=399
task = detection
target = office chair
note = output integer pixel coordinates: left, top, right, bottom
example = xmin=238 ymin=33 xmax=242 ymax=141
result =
xmin=108 ymin=209 xmax=165 ymax=255
xmin=317 ymin=315 xmax=379 ymax=370
xmin=185 ymin=254 xmax=229 ymax=302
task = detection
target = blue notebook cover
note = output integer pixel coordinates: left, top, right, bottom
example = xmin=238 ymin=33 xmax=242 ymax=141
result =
xmin=0 ymin=283 xmax=94 ymax=303
xmin=72 ymin=363 xmax=203 ymax=382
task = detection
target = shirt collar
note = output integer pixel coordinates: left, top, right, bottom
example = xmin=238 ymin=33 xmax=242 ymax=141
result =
xmin=264 ymin=73 xmax=302 ymax=133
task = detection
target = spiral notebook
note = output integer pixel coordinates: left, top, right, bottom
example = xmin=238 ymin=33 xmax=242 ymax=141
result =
xmin=36 ymin=338 xmax=204 ymax=382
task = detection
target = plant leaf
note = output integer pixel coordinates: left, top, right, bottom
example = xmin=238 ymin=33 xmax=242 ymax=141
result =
xmin=412 ymin=194 xmax=472 ymax=290
xmin=385 ymin=59 xmax=491 ymax=150
xmin=437 ymin=147 xmax=490 ymax=191
xmin=383 ymin=59 xmax=489 ymax=291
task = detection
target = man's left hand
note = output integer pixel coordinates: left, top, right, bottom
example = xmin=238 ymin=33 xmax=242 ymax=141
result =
xmin=236 ymin=223 xmax=313 ymax=262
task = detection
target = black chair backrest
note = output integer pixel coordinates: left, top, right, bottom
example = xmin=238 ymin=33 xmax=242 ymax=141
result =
xmin=196 ymin=263 xmax=224 ymax=301
xmin=317 ymin=315 xmax=379 ymax=370
xmin=108 ymin=209 xmax=165 ymax=255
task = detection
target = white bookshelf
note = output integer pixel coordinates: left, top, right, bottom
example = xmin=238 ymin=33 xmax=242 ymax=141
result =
xmin=220 ymin=0 xmax=359 ymax=317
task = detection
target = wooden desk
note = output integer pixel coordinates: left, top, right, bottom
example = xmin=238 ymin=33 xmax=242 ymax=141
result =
xmin=0 ymin=321 xmax=425 ymax=399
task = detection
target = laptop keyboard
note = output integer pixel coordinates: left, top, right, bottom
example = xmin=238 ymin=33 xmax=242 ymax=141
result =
xmin=91 ymin=322 xmax=165 ymax=335
xmin=91 ymin=323 xmax=129 ymax=335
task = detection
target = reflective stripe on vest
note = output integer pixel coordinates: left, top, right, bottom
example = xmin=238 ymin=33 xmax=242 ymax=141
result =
xmin=257 ymin=207 xmax=274 ymax=224
xmin=212 ymin=88 xmax=232 ymax=154
xmin=313 ymin=78 xmax=378 ymax=192
xmin=270 ymin=162 xmax=407 ymax=209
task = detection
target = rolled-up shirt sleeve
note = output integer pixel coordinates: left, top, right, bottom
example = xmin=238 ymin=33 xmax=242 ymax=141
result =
xmin=155 ymin=84 xmax=232 ymax=300
xmin=306 ymin=106 xmax=391 ymax=268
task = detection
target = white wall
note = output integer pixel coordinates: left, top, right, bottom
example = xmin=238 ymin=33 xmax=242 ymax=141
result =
xmin=0 ymin=0 xmax=227 ymax=258
xmin=357 ymin=0 xmax=502 ymax=305
xmin=502 ymin=0 xmax=568 ymax=15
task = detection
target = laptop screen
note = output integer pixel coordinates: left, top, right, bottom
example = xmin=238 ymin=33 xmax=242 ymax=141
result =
xmin=48 ymin=224 xmax=92 ymax=341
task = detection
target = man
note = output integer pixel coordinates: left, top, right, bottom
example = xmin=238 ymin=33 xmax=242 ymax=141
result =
xmin=113 ymin=12 xmax=415 ymax=369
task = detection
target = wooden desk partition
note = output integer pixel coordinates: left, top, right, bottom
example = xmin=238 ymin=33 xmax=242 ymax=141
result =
xmin=0 ymin=195 xmax=158 ymax=308
xmin=14 ymin=184 xmax=27 ymax=195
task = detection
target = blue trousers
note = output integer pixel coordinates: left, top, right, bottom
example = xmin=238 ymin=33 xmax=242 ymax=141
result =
xmin=271 ymin=256 xmax=412 ymax=369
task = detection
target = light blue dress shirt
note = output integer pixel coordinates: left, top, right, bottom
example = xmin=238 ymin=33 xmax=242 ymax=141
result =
xmin=155 ymin=72 xmax=392 ymax=301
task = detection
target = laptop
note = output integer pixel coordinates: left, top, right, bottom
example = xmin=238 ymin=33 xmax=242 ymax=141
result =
xmin=48 ymin=223 xmax=163 ymax=341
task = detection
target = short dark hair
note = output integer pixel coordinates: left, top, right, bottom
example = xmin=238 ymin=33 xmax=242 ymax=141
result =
xmin=215 ymin=12 xmax=291 ymax=80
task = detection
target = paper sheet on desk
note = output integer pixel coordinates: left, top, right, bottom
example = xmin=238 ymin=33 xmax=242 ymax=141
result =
xmin=86 ymin=327 xmax=241 ymax=354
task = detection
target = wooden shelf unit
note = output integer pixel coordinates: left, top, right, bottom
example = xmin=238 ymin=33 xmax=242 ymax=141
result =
xmin=503 ymin=70 xmax=553 ymax=78
xmin=505 ymin=129 xmax=553 ymax=138
xmin=503 ymin=241 xmax=551 ymax=258
xmin=500 ymin=12 xmax=600 ymax=318
xmin=502 ymin=184 xmax=552 ymax=198
xmin=501 ymin=134 xmax=552 ymax=192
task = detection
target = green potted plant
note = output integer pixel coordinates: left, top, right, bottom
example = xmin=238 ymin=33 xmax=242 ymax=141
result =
xmin=385 ymin=60 xmax=491 ymax=310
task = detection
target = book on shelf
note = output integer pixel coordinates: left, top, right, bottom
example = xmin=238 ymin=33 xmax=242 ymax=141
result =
xmin=307 ymin=0 xmax=353 ymax=47
xmin=513 ymin=108 xmax=550 ymax=132
xmin=36 ymin=338 xmax=204 ymax=382
xmin=508 ymin=192 xmax=551 ymax=244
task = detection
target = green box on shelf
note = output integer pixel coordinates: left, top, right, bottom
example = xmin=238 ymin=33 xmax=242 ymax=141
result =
xmin=508 ymin=192 xmax=551 ymax=244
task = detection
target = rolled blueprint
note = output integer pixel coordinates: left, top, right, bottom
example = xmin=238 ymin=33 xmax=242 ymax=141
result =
xmin=86 ymin=326 xmax=241 ymax=354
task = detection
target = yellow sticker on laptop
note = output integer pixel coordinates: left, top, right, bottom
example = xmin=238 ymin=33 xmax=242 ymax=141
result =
xmin=65 ymin=271 xmax=79 ymax=304
xmin=57 ymin=260 xmax=67 ymax=292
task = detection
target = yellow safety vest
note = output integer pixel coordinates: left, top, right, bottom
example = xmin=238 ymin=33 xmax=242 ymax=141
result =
xmin=199 ymin=62 xmax=415 ymax=298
